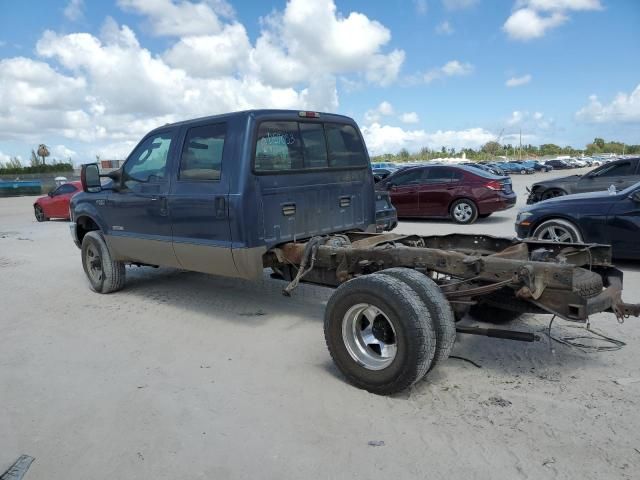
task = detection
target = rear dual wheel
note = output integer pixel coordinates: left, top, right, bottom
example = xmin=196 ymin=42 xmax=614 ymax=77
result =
xmin=324 ymin=270 xmax=455 ymax=395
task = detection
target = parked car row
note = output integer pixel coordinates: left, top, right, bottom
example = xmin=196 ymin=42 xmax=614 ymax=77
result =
xmin=526 ymin=157 xmax=640 ymax=204
xmin=375 ymin=164 xmax=516 ymax=224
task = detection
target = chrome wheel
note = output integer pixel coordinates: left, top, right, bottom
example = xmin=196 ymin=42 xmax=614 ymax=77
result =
xmin=342 ymin=303 xmax=397 ymax=370
xmin=453 ymin=202 xmax=473 ymax=222
xmin=85 ymin=244 xmax=103 ymax=284
xmin=536 ymin=225 xmax=576 ymax=242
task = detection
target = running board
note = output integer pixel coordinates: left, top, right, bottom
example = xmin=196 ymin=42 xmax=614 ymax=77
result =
xmin=456 ymin=326 xmax=540 ymax=342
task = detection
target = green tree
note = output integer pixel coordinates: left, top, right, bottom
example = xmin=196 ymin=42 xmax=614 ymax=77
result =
xmin=481 ymin=141 xmax=501 ymax=156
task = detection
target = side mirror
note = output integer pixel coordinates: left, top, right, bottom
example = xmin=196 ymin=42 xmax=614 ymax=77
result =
xmin=48 ymin=191 xmax=54 ymax=197
xmin=387 ymin=183 xmax=396 ymax=191
xmin=631 ymin=191 xmax=640 ymax=203
xmin=81 ymin=163 xmax=102 ymax=192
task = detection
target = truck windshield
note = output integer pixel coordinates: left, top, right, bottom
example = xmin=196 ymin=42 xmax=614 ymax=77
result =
xmin=254 ymin=121 xmax=367 ymax=172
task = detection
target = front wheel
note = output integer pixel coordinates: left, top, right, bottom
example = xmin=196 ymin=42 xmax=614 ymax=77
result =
xmin=324 ymin=274 xmax=437 ymax=395
xmin=81 ymin=231 xmax=126 ymax=293
xmin=34 ymin=205 xmax=48 ymax=222
xmin=532 ymin=219 xmax=583 ymax=243
xmin=450 ymin=199 xmax=478 ymax=224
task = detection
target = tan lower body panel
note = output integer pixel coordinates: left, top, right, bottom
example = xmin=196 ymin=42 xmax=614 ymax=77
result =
xmin=107 ymin=234 xmax=267 ymax=281
xmin=107 ymin=235 xmax=181 ymax=268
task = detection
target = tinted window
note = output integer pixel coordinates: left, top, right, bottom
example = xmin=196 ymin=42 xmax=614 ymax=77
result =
xmin=390 ymin=169 xmax=424 ymax=186
xmin=300 ymin=122 xmax=328 ymax=168
xmin=425 ymin=167 xmax=453 ymax=183
xmin=255 ymin=121 xmax=303 ymax=171
xmin=55 ymin=184 xmax=77 ymax=195
xmin=179 ymin=123 xmax=226 ymax=181
xmin=124 ymin=132 xmax=173 ymax=188
xmin=325 ymin=123 xmax=367 ymax=168
xmin=594 ymin=161 xmax=634 ymax=177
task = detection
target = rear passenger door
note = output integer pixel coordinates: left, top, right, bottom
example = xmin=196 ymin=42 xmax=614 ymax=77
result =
xmin=418 ymin=167 xmax=456 ymax=217
xmin=168 ymin=122 xmax=236 ymax=276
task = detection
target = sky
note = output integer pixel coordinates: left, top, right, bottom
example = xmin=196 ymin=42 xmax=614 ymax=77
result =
xmin=0 ymin=0 xmax=638 ymax=164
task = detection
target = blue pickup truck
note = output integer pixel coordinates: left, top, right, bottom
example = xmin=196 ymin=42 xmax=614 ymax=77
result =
xmin=71 ymin=109 xmax=639 ymax=395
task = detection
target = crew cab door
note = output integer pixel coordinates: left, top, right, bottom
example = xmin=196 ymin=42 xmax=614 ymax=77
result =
xmin=168 ymin=122 xmax=236 ymax=276
xmin=575 ymin=160 xmax=639 ymax=193
xmin=101 ymin=130 xmax=180 ymax=267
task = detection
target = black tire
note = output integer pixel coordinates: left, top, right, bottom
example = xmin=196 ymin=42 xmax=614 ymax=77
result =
xmin=520 ymin=169 xmax=526 ymax=175
xmin=34 ymin=205 xmax=48 ymax=222
xmin=540 ymin=189 xmax=567 ymax=201
xmin=573 ymin=267 xmax=603 ymax=298
xmin=450 ymin=198 xmax=478 ymax=224
xmin=469 ymin=304 xmax=522 ymax=324
xmin=324 ymin=273 xmax=437 ymax=395
xmin=478 ymin=213 xmax=492 ymax=219
xmin=81 ymin=231 xmax=126 ymax=294
xmin=532 ymin=218 xmax=582 ymax=243
xmin=378 ymin=268 xmax=456 ymax=367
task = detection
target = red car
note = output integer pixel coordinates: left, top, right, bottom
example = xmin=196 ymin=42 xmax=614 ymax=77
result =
xmin=376 ymin=165 xmax=516 ymax=224
xmin=33 ymin=181 xmax=82 ymax=222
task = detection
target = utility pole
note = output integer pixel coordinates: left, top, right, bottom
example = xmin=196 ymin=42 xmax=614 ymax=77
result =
xmin=519 ymin=129 xmax=522 ymax=161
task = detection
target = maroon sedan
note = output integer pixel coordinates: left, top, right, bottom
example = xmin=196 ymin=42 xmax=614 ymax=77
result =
xmin=33 ymin=181 xmax=82 ymax=222
xmin=376 ymin=165 xmax=516 ymax=224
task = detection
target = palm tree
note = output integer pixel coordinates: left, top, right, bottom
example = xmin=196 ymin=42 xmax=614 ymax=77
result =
xmin=37 ymin=144 xmax=50 ymax=165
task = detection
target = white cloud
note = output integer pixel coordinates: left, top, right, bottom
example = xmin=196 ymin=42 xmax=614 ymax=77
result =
xmin=64 ymin=0 xmax=84 ymax=21
xmin=506 ymin=110 xmax=552 ymax=130
xmin=503 ymin=8 xmax=566 ymax=40
xmin=442 ymin=0 xmax=478 ymax=10
xmin=51 ymin=144 xmax=78 ymax=160
xmin=364 ymin=101 xmax=394 ymax=124
xmin=423 ymin=60 xmax=473 ymax=83
xmin=414 ymin=0 xmax=428 ymax=15
xmin=117 ymin=0 xmax=231 ymax=36
xmin=504 ymin=0 xmax=602 ymax=41
xmin=505 ymin=74 xmax=532 ymax=87
xmin=575 ymin=84 xmax=640 ymax=124
xmin=163 ymin=23 xmax=251 ymax=77
xmin=362 ymin=122 xmax=495 ymax=155
xmin=248 ymin=0 xmax=404 ymax=87
xmin=399 ymin=112 xmax=420 ymax=124
xmin=435 ymin=21 xmax=454 ymax=35
xmin=0 ymin=0 xmax=404 ymax=159
xmin=523 ymin=0 xmax=602 ymax=12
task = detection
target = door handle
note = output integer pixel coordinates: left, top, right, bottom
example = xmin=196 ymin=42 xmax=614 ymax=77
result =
xmin=215 ymin=196 xmax=226 ymax=218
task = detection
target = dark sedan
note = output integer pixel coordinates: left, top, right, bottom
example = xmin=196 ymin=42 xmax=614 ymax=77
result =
xmin=527 ymin=157 xmax=640 ymax=204
xmin=516 ymin=182 xmax=640 ymax=260
xmin=544 ymin=159 xmax=573 ymax=170
xmin=376 ymin=165 xmax=516 ymax=224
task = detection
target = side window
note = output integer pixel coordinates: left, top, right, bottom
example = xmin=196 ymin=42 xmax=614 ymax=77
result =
xmin=325 ymin=123 xmax=367 ymax=168
xmin=56 ymin=184 xmax=77 ymax=195
xmin=179 ymin=123 xmax=226 ymax=181
xmin=255 ymin=121 xmax=303 ymax=171
xmin=123 ymin=132 xmax=173 ymax=189
xmin=391 ymin=169 xmax=423 ymax=186
xmin=425 ymin=167 xmax=453 ymax=183
xmin=595 ymin=162 xmax=633 ymax=177
xmin=300 ymin=123 xmax=328 ymax=168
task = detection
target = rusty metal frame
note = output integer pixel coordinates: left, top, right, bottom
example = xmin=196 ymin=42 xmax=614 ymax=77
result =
xmin=269 ymin=232 xmax=639 ymax=322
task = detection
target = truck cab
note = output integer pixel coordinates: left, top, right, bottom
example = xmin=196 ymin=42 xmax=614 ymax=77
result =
xmin=71 ymin=110 xmax=393 ymax=279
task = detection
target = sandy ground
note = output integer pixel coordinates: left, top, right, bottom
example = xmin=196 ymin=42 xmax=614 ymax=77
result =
xmin=1 ymin=168 xmax=639 ymax=479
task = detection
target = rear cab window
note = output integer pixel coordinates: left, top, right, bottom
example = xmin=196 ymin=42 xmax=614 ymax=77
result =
xmin=179 ymin=123 xmax=226 ymax=181
xmin=254 ymin=120 xmax=368 ymax=173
